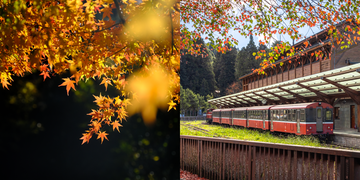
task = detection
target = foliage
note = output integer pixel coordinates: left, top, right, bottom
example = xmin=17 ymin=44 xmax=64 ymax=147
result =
xmin=217 ymin=44 xmax=237 ymax=96
xmin=180 ymin=38 xmax=216 ymax=96
xmin=235 ymin=35 xmax=263 ymax=80
xmin=180 ymin=85 xmax=215 ymax=116
xmin=181 ymin=0 xmax=360 ymax=74
xmin=225 ymin=81 xmax=242 ymax=95
xmin=0 ymin=0 xmax=180 ymax=143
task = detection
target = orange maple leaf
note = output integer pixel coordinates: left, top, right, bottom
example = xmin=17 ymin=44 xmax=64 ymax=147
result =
xmin=167 ymin=100 xmax=177 ymax=112
xmin=40 ymin=71 xmax=50 ymax=81
xmin=40 ymin=64 xmax=48 ymax=72
xmin=97 ymin=131 xmax=109 ymax=144
xmin=89 ymin=121 xmax=102 ymax=133
xmin=58 ymin=78 xmax=76 ymax=96
xmin=1 ymin=78 xmax=11 ymax=90
xmin=100 ymin=77 xmax=112 ymax=91
xmin=71 ymin=72 xmax=82 ymax=85
xmin=80 ymin=133 xmax=92 ymax=145
xmin=111 ymin=120 xmax=122 ymax=132
xmin=304 ymin=41 xmax=309 ymax=47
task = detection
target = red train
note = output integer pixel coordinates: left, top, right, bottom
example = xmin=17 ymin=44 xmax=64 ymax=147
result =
xmin=206 ymin=102 xmax=333 ymax=135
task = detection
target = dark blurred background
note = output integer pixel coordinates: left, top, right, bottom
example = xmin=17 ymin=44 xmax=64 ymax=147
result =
xmin=1 ymin=71 xmax=179 ymax=179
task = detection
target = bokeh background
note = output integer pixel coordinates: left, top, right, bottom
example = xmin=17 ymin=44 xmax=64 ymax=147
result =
xmin=1 ymin=71 xmax=179 ymax=179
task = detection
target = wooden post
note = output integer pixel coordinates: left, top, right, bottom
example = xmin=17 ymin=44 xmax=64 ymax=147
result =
xmin=357 ymin=105 xmax=360 ymax=132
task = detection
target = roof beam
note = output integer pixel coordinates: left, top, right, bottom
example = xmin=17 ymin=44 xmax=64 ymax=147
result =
xmin=278 ymin=87 xmax=309 ymax=102
xmin=296 ymin=82 xmax=332 ymax=103
xmin=321 ymin=77 xmax=360 ymax=95
xmin=253 ymin=92 xmax=276 ymax=104
xmin=234 ymin=96 xmax=256 ymax=106
xmin=243 ymin=94 xmax=262 ymax=105
xmin=264 ymin=90 xmax=291 ymax=104
xmin=321 ymin=77 xmax=360 ymax=104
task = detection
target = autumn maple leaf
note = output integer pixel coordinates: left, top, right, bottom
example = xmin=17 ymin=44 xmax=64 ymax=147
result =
xmin=100 ymin=77 xmax=112 ymax=91
xmin=80 ymin=133 xmax=91 ymax=145
xmin=167 ymin=100 xmax=177 ymax=112
xmin=59 ymin=78 xmax=76 ymax=96
xmin=97 ymin=131 xmax=109 ymax=144
xmin=40 ymin=71 xmax=51 ymax=81
xmin=111 ymin=120 xmax=122 ymax=132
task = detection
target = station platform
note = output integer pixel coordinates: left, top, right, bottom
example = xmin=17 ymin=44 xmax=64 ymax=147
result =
xmin=333 ymin=128 xmax=360 ymax=137
xmin=331 ymin=129 xmax=360 ymax=149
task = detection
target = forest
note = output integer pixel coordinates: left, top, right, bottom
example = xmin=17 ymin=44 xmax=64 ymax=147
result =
xmin=180 ymin=35 xmax=279 ymax=116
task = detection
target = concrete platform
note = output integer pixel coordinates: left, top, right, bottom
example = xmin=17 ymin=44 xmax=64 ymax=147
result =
xmin=331 ymin=129 xmax=360 ymax=149
xmin=333 ymin=128 xmax=360 ymax=137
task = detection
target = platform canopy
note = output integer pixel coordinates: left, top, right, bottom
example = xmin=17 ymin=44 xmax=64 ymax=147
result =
xmin=208 ymin=63 xmax=360 ymax=108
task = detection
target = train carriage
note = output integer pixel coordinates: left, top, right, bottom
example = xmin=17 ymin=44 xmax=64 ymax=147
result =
xmin=212 ymin=109 xmax=221 ymax=123
xmin=270 ymin=102 xmax=333 ymax=135
xmin=247 ymin=105 xmax=274 ymax=130
xmin=232 ymin=107 xmax=247 ymax=127
xmin=220 ymin=109 xmax=233 ymax=125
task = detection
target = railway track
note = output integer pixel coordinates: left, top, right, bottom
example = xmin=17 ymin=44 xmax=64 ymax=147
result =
xmin=181 ymin=123 xmax=229 ymax=138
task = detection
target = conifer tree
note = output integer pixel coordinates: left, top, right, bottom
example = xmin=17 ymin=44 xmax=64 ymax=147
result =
xmin=217 ymin=44 xmax=237 ymax=96
xmin=180 ymin=38 xmax=215 ymax=95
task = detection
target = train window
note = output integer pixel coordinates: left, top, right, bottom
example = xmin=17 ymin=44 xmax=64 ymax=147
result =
xmin=279 ymin=110 xmax=283 ymax=121
xmin=326 ymin=110 xmax=332 ymax=120
xmin=317 ymin=108 xmax=322 ymax=119
xmin=293 ymin=109 xmax=296 ymax=121
xmin=300 ymin=109 xmax=305 ymax=122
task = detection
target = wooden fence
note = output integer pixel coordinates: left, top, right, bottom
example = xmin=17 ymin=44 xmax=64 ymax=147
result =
xmin=180 ymin=135 xmax=360 ymax=180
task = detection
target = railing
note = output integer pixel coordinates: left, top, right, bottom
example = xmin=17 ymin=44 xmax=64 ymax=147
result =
xmin=180 ymin=135 xmax=360 ymax=180
xmin=180 ymin=116 xmax=206 ymax=121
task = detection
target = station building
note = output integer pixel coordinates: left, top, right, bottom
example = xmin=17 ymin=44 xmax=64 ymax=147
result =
xmin=208 ymin=21 xmax=360 ymax=132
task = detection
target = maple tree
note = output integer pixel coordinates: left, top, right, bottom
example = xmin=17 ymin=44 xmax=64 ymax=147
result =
xmin=181 ymin=0 xmax=360 ymax=74
xmin=0 ymin=0 xmax=180 ymax=144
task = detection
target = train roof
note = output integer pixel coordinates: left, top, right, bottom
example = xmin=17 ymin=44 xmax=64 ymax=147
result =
xmin=213 ymin=108 xmax=232 ymax=112
xmin=233 ymin=107 xmax=248 ymax=111
xmin=246 ymin=105 xmax=275 ymax=110
xmin=270 ymin=102 xmax=331 ymax=110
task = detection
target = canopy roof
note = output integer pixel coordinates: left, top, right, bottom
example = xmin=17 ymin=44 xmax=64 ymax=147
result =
xmin=209 ymin=63 xmax=360 ymax=108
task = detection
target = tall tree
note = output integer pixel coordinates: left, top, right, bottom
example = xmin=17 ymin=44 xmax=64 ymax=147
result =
xmin=235 ymin=35 xmax=261 ymax=80
xmin=217 ymin=44 xmax=237 ymax=96
xmin=180 ymin=38 xmax=216 ymax=95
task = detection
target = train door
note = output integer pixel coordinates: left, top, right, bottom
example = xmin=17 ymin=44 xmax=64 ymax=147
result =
xmin=270 ymin=110 xmax=273 ymax=130
xmin=247 ymin=111 xmax=249 ymax=127
xmin=219 ymin=111 xmax=222 ymax=124
xmin=316 ymin=107 xmax=323 ymax=132
xmin=263 ymin=110 xmax=266 ymax=129
xmin=297 ymin=109 xmax=300 ymax=134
